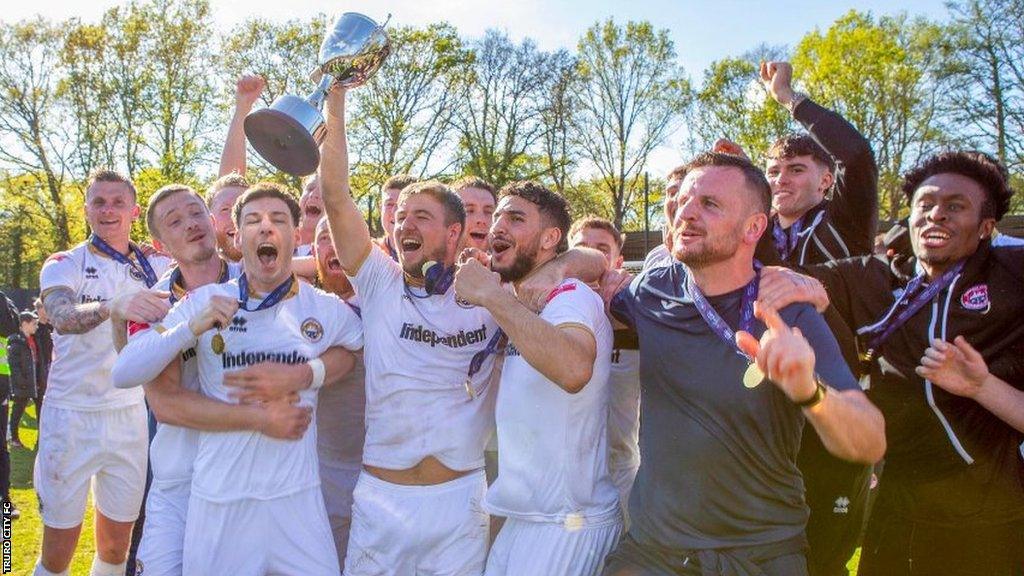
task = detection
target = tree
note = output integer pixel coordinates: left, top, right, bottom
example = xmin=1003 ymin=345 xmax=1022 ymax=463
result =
xmin=0 ymin=18 xmax=73 ymax=249
xmin=538 ymin=50 xmax=579 ymax=195
xmin=693 ymin=45 xmax=793 ymax=162
xmin=793 ymin=11 xmax=947 ymax=219
xmin=140 ymin=0 xmax=219 ymax=180
xmin=941 ymin=0 xmax=1024 ymax=171
xmin=452 ymin=30 xmax=557 ymax=187
xmin=347 ymin=23 xmax=471 ymax=187
xmin=573 ymin=19 xmax=692 ymax=229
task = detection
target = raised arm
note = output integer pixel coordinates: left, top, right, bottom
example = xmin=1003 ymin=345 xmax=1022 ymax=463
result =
xmin=320 ymin=86 xmax=373 ymax=272
xmin=219 ymin=74 xmax=266 ymax=177
xmin=762 ymin=61 xmax=878 ymax=254
xmin=513 ymin=247 xmax=607 ymax=312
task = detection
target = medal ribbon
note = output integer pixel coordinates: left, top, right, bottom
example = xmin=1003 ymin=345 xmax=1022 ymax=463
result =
xmin=237 ymin=273 xmax=296 ymax=312
xmin=858 ymin=259 xmax=965 ymax=355
xmin=686 ymin=261 xmax=761 ymax=363
xmin=168 ymin=261 xmax=230 ymax=304
xmin=772 ymin=216 xmax=804 ymax=261
xmin=90 ymin=234 xmax=158 ymax=288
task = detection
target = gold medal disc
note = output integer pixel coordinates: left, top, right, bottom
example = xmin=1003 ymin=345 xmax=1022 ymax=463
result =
xmin=211 ymin=333 xmax=225 ymax=355
xmin=743 ymin=363 xmax=764 ymax=388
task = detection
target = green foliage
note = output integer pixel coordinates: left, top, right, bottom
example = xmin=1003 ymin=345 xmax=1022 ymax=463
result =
xmin=1 ymin=6 xmax=1024 ymax=288
xmin=573 ymin=19 xmax=692 ymax=228
xmin=694 ymin=50 xmax=794 ymax=162
xmin=793 ymin=10 xmax=948 ymax=219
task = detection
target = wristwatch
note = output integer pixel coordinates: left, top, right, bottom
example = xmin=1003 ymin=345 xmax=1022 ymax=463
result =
xmin=795 ymin=376 xmax=828 ymax=408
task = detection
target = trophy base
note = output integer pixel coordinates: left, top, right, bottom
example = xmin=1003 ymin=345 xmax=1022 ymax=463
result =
xmin=244 ymin=96 xmax=326 ymax=177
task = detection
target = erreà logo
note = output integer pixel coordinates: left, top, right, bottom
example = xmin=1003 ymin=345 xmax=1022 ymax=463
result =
xmin=228 ymin=316 xmax=248 ymax=333
xmin=960 ymin=284 xmax=990 ymax=311
xmin=85 ymin=266 xmax=99 ymax=279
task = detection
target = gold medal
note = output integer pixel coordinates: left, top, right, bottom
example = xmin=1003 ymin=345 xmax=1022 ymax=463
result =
xmin=211 ymin=333 xmax=225 ymax=355
xmin=743 ymin=362 xmax=764 ymax=388
xmin=464 ymin=378 xmax=476 ymax=400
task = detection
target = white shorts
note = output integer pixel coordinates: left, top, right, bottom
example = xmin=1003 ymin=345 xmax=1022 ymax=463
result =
xmin=485 ymin=516 xmax=622 ymax=576
xmin=34 ymin=403 xmax=148 ymax=528
xmin=182 ymin=487 xmax=339 ymax=576
xmin=344 ymin=470 xmax=488 ymax=576
xmin=136 ymin=480 xmax=190 ymax=576
xmin=320 ymin=460 xmax=360 ymax=565
xmin=611 ymin=465 xmax=639 ymax=530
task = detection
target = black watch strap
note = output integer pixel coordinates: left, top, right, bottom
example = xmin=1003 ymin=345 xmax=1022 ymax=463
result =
xmin=795 ymin=377 xmax=828 ymax=408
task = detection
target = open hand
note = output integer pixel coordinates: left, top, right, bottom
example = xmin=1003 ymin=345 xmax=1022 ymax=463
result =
xmin=916 ymin=336 xmax=989 ymax=398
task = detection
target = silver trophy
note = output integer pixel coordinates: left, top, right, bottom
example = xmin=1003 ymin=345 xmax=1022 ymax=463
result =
xmin=244 ymin=12 xmax=391 ymax=176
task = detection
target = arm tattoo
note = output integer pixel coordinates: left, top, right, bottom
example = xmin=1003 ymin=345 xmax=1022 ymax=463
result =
xmin=44 ymin=287 xmax=110 ymax=335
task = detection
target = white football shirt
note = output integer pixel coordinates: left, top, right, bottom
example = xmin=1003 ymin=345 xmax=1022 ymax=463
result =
xmin=136 ymin=261 xmax=242 ymax=486
xmin=155 ymin=278 xmax=362 ymax=502
xmin=316 ymin=295 xmax=366 ymax=470
xmin=484 ymin=279 xmax=619 ymax=524
xmin=348 ymin=246 xmax=499 ymax=471
xmin=607 ymin=343 xmax=641 ymax=474
xmin=40 ymin=241 xmax=171 ymax=411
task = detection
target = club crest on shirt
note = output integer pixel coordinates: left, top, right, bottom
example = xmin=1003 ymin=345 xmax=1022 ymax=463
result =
xmin=301 ymin=317 xmax=324 ymax=343
xmin=960 ymin=284 xmax=990 ymax=311
xmin=128 ymin=266 xmax=145 ymax=281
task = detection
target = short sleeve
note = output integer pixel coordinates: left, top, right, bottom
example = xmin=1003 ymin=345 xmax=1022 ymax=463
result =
xmin=40 ymin=252 xmax=80 ymax=295
xmin=347 ymin=244 xmax=401 ymax=305
xmin=542 ymin=281 xmax=604 ymax=335
xmin=325 ymin=294 xmax=364 ymax=351
xmin=786 ymin=303 xmax=860 ymax=392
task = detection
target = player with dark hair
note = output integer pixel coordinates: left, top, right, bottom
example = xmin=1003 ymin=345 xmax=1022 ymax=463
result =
xmin=762 ymin=149 xmax=1024 ymax=575
xmin=602 ymin=152 xmax=884 ymax=576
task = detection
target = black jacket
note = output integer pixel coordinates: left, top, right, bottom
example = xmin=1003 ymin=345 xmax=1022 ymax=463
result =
xmin=7 ymin=333 xmax=36 ymax=399
xmin=811 ymin=241 xmax=1024 ymax=526
xmin=34 ymin=323 xmax=52 ymax=393
xmin=773 ymin=99 xmax=879 ymax=266
xmin=0 ymin=293 xmax=19 ymax=338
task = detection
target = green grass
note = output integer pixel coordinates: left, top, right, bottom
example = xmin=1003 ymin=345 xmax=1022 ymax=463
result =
xmin=2 ymin=404 xmax=862 ymax=576
xmin=8 ymin=405 xmax=97 ymax=576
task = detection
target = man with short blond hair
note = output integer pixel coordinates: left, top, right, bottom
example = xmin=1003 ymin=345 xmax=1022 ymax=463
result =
xmin=35 ymin=168 xmax=172 ymax=576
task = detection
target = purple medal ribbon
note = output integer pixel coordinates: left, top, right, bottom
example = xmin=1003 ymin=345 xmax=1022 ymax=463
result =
xmin=167 ymin=262 xmax=230 ymax=304
xmin=686 ymin=261 xmax=761 ymax=362
xmin=237 ymin=273 xmax=295 ymax=312
xmin=90 ymin=234 xmax=159 ymax=288
xmin=860 ymin=259 xmax=966 ymax=356
xmin=772 ymin=216 xmax=804 ymax=261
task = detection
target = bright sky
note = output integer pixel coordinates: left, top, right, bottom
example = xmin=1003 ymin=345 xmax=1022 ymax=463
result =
xmin=6 ymin=0 xmax=951 ymax=175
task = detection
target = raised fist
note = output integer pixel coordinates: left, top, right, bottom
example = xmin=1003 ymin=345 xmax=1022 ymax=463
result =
xmin=760 ymin=61 xmax=797 ymax=108
xmin=235 ymin=74 xmax=266 ymax=110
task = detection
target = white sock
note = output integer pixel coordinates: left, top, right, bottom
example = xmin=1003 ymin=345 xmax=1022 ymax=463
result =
xmin=33 ymin=562 xmax=68 ymax=576
xmin=88 ymin=555 xmax=126 ymax=576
